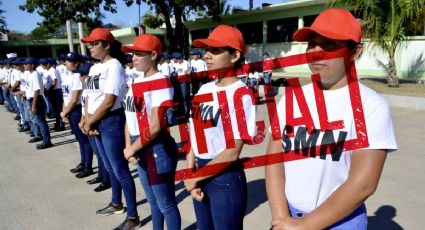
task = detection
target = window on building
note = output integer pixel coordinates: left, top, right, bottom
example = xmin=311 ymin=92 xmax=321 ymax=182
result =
xmin=267 ymin=17 xmax=298 ymax=43
xmin=191 ymin=29 xmax=210 ymax=42
xmin=303 ymin=14 xmax=318 ymax=27
xmin=237 ymin=22 xmax=263 ymax=45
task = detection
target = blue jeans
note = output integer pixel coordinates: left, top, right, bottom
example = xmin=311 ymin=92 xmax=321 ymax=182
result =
xmin=88 ymin=135 xmax=110 ymax=184
xmin=289 ymin=204 xmax=367 ymax=229
xmin=26 ymin=99 xmax=40 ymax=137
xmin=0 ymin=85 xmax=4 ymax=103
xmin=132 ymin=131 xmax=181 ymax=230
xmin=68 ymin=105 xmax=93 ymax=170
xmin=1 ymin=85 xmax=12 ymax=107
xmin=21 ymin=98 xmax=31 ymax=129
xmin=94 ymin=109 xmax=137 ymax=218
xmin=9 ymin=91 xmax=19 ymax=113
xmin=193 ymin=159 xmax=247 ymax=230
xmin=43 ymin=93 xmax=52 ymax=115
xmin=29 ymin=97 xmax=51 ymax=143
xmin=15 ymin=95 xmax=25 ymax=124
xmin=263 ymin=72 xmax=272 ymax=84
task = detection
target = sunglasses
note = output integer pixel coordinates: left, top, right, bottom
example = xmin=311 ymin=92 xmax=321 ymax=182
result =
xmin=87 ymin=41 xmax=102 ymax=48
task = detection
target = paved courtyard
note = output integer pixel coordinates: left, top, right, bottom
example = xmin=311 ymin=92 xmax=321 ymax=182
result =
xmin=0 ymin=101 xmax=423 ymax=229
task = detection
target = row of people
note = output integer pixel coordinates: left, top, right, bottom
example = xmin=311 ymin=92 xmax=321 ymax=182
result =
xmin=2 ymin=8 xmax=397 ymax=230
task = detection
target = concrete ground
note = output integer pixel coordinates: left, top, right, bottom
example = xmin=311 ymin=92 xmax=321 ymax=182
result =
xmin=0 ymin=100 xmax=423 ymax=229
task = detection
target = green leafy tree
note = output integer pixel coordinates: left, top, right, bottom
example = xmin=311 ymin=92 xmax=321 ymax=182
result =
xmin=124 ymin=0 xmax=219 ymax=53
xmin=142 ymin=13 xmax=164 ymax=28
xmin=19 ymin=0 xmax=120 ymax=32
xmin=0 ymin=0 xmax=8 ymax=34
xmin=329 ymin=0 xmax=425 ymax=87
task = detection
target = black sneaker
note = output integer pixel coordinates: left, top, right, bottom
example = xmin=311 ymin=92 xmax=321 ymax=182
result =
xmin=28 ymin=137 xmax=43 ymax=143
xmin=86 ymin=177 xmax=102 ymax=185
xmin=113 ymin=217 xmax=141 ymax=230
xmin=96 ymin=202 xmax=125 ymax=216
xmin=18 ymin=127 xmax=30 ymax=132
xmin=75 ymin=169 xmax=94 ymax=178
xmin=36 ymin=141 xmax=53 ymax=150
xmin=94 ymin=182 xmax=111 ymax=192
xmin=14 ymin=115 xmax=21 ymax=120
xmin=70 ymin=163 xmax=84 ymax=173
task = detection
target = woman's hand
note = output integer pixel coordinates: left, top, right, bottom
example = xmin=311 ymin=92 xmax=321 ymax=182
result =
xmin=123 ymin=146 xmax=136 ymax=160
xmin=271 ymin=217 xmax=305 ymax=230
xmin=184 ymin=178 xmax=199 ymax=192
xmin=191 ymin=188 xmax=204 ymax=202
xmin=128 ymin=156 xmax=139 ymax=165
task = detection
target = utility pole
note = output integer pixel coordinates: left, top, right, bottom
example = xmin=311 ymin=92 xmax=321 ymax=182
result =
xmin=64 ymin=0 xmax=74 ymax=52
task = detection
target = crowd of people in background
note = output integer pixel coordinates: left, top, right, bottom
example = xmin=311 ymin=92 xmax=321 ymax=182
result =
xmin=0 ymin=8 xmax=397 ymax=230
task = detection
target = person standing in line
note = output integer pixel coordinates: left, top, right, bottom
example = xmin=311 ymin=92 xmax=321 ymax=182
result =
xmin=80 ymin=28 xmax=139 ymax=230
xmin=121 ymin=34 xmax=182 ymax=230
xmin=60 ymin=52 xmax=94 ymax=179
xmin=36 ymin=60 xmax=53 ymax=117
xmin=189 ymin=49 xmax=208 ymax=96
xmin=265 ymin=9 xmax=397 ymax=230
xmin=78 ymin=62 xmax=111 ymax=192
xmin=23 ymin=57 xmax=52 ymax=150
xmin=184 ymin=25 xmax=257 ymax=230
xmin=262 ymin=52 xmax=275 ymax=96
xmin=43 ymin=58 xmax=65 ymax=131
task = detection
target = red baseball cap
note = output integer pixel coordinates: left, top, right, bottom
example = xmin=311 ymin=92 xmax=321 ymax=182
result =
xmin=81 ymin=28 xmax=115 ymax=43
xmin=193 ymin=25 xmax=246 ymax=54
xmin=293 ymin=9 xmax=361 ymax=43
xmin=121 ymin=34 xmax=162 ymax=54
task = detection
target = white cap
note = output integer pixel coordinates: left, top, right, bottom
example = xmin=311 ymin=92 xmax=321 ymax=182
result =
xmin=6 ymin=53 xmax=17 ymax=58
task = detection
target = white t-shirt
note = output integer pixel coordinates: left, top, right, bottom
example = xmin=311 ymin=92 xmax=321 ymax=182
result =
xmin=189 ymin=80 xmax=257 ymax=159
xmin=124 ymin=72 xmax=173 ymax=136
xmin=272 ymin=83 xmax=398 ymax=213
xmin=40 ymin=68 xmax=52 ymax=90
xmin=48 ymin=67 xmax=61 ymax=89
xmin=18 ymin=70 xmax=28 ymax=93
xmin=158 ymin=62 xmax=172 ymax=77
xmin=190 ymin=59 xmax=207 ymax=73
xmin=57 ymin=64 xmax=67 ymax=79
xmin=26 ymin=71 xmax=44 ymax=99
xmin=84 ymin=59 xmax=127 ymax=115
xmin=248 ymin=72 xmax=260 ymax=79
xmin=125 ymin=66 xmax=143 ymax=88
xmin=174 ymin=60 xmax=190 ymax=76
xmin=0 ymin=67 xmax=7 ymax=83
xmin=10 ymin=68 xmax=21 ymax=90
xmin=62 ymin=72 xmax=82 ymax=107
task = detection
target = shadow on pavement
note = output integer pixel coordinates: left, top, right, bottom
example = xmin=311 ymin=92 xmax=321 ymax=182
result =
xmin=53 ymin=139 xmax=77 ymax=146
xmin=246 ymin=179 xmax=268 ymax=216
xmin=368 ymin=205 xmax=403 ymax=230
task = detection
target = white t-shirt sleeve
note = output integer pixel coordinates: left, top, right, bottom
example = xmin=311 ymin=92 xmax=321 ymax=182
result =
xmin=362 ymin=100 xmax=398 ymax=151
xmin=72 ymin=74 xmax=83 ymax=91
xmin=104 ymin=62 xmax=124 ymax=96
xmin=32 ymin=72 xmax=41 ymax=92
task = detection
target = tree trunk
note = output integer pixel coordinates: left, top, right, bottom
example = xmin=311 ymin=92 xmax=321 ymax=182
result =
xmin=173 ymin=3 xmax=185 ymax=52
xmin=155 ymin=0 xmax=175 ymax=52
xmin=387 ymin=49 xmax=399 ymax=87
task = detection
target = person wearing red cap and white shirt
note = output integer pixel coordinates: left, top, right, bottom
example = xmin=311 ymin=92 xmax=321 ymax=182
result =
xmin=265 ymin=9 xmax=397 ymax=229
xmin=183 ymin=25 xmax=257 ymax=230
xmin=80 ymin=28 xmax=140 ymax=230
xmin=121 ymin=34 xmax=181 ymax=230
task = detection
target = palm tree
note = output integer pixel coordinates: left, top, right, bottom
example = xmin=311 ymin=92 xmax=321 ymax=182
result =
xmin=329 ymin=0 xmax=425 ymax=87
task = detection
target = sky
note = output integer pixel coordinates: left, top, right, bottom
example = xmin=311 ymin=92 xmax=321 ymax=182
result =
xmin=3 ymin=0 xmax=285 ymax=34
